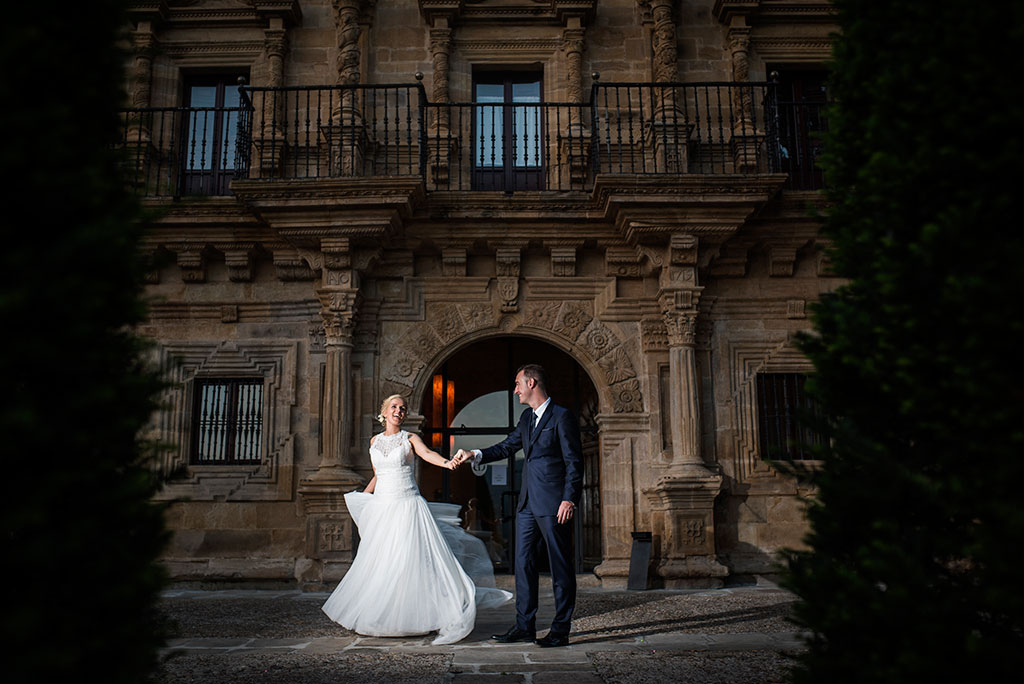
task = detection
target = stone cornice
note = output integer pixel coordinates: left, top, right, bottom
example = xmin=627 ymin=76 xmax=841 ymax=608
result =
xmin=230 ymin=177 xmax=425 ymax=245
xmin=419 ymin=1 xmax=597 ymax=27
xmin=593 ymin=174 xmax=788 ymax=244
xmin=713 ymin=0 xmax=836 ymax=25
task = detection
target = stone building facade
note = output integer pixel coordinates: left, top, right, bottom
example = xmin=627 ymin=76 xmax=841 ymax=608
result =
xmin=125 ymin=0 xmax=838 ymax=589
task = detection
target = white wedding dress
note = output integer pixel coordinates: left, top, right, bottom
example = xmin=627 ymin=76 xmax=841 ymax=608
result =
xmin=322 ymin=430 xmax=512 ymax=644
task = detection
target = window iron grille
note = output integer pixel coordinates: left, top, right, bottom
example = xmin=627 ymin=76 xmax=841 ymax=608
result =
xmin=755 ymin=373 xmax=824 ymax=461
xmin=190 ymin=378 xmax=264 ymax=465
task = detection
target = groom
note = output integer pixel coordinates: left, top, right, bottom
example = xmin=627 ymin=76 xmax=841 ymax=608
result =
xmin=453 ymin=364 xmax=583 ymax=647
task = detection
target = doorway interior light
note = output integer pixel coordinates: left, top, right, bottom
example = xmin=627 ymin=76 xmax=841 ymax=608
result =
xmin=431 ymin=374 xmax=454 ymax=448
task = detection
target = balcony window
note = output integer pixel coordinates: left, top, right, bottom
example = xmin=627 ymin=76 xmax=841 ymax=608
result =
xmin=771 ymin=68 xmax=829 ymax=190
xmin=473 ymin=72 xmax=544 ymax=191
xmin=182 ymin=75 xmax=246 ymax=196
xmin=190 ymin=378 xmax=264 ymax=465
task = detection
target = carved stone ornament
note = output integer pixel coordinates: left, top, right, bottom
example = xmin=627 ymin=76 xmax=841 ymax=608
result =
xmin=664 ymin=311 xmax=697 ymax=347
xmin=611 ymin=378 xmax=643 ymax=413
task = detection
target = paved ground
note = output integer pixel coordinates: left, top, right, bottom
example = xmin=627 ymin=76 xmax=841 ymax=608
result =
xmin=155 ymin=579 xmax=805 ymax=683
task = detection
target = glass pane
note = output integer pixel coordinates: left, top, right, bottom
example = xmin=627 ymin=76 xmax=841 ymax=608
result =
xmin=186 ymin=86 xmax=217 ymax=171
xmin=475 ymin=84 xmax=504 ymax=167
xmin=512 ymin=81 xmax=541 ymax=167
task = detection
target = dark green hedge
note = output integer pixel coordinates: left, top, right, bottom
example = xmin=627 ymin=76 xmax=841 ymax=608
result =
xmin=785 ymin=2 xmax=1024 ymax=682
xmin=1 ymin=4 xmax=169 ymax=682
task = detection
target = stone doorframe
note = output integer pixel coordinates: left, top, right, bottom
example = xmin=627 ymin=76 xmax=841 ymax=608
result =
xmin=378 ymin=301 xmax=652 ymax=586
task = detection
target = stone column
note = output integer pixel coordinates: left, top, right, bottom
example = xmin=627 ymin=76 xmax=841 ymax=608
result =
xmin=427 ymin=20 xmax=454 ymax=185
xmin=331 ymin=0 xmax=368 ymax=175
xmin=259 ymin=19 xmax=289 ymax=175
xmin=130 ymin=22 xmax=155 ymax=113
xmin=644 ymin=234 xmax=727 ymax=587
xmin=297 ymin=238 xmax=364 ymax=586
xmin=649 ymin=0 xmax=679 ymax=84
xmin=561 ymin=19 xmax=591 ymax=187
xmin=643 ymin=0 xmax=688 ymax=172
xmin=728 ymin=17 xmax=761 ymax=172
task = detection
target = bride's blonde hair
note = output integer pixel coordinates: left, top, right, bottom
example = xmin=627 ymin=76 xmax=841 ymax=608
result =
xmin=376 ymin=394 xmax=406 ymax=425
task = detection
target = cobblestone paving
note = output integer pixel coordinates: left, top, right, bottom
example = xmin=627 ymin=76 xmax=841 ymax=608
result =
xmin=154 ymin=584 xmax=805 ymax=684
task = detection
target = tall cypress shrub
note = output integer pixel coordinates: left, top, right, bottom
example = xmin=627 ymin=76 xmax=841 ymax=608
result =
xmin=0 ymin=4 xmax=169 ymax=683
xmin=785 ymin=2 xmax=1024 ymax=682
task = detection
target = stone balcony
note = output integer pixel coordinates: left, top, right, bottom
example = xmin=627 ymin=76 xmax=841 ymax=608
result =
xmin=118 ymin=78 xmax=822 ymax=200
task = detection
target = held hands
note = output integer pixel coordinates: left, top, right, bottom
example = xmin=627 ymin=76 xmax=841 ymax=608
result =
xmin=445 ymin=449 xmax=471 ymax=470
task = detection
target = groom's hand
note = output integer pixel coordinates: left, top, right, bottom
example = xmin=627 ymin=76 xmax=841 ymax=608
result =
xmin=556 ymin=500 xmax=575 ymax=525
xmin=451 ymin=449 xmax=469 ymax=466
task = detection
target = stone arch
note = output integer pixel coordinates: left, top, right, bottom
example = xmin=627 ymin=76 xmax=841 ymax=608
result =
xmin=377 ymin=300 xmax=646 ymax=417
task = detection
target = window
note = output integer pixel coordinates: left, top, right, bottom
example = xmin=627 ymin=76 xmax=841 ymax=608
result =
xmin=182 ymin=74 xmax=246 ymax=196
xmin=190 ymin=378 xmax=264 ymax=465
xmin=472 ymin=71 xmax=544 ymax=191
xmin=756 ymin=373 xmax=824 ymax=461
xmin=770 ymin=68 xmax=828 ymax=190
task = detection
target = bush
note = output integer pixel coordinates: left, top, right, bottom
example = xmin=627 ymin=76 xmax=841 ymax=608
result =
xmin=784 ymin=2 xmax=1024 ymax=682
xmin=0 ymin=4 xmax=170 ymax=682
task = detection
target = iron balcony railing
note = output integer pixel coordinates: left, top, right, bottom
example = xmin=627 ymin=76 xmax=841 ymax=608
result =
xmin=117 ymin=79 xmax=826 ymax=197
xmin=118 ymin=105 xmax=245 ymax=197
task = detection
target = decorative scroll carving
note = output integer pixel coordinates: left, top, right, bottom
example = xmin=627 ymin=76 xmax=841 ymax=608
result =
xmin=562 ymin=26 xmax=586 ymax=105
xmin=495 ymin=247 xmax=522 ymax=312
xmin=264 ymin=27 xmax=288 ymax=87
xmin=429 ymin=26 xmax=452 ymax=105
xmin=650 ymin=0 xmax=678 ymax=83
xmin=130 ymin=24 xmax=156 ymax=110
xmin=334 ymin=0 xmax=362 ymax=88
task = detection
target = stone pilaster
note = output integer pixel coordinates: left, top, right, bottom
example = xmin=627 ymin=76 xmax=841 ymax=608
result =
xmin=427 ymin=21 xmax=456 ymax=184
xmin=641 ymin=0 xmax=689 ymax=172
xmin=258 ymin=18 xmax=289 ymax=174
xmin=728 ymin=16 xmax=762 ymax=172
xmin=330 ymin=0 xmax=371 ymax=175
xmin=647 ymin=233 xmax=726 ymax=587
xmin=560 ymin=20 xmax=591 ymax=185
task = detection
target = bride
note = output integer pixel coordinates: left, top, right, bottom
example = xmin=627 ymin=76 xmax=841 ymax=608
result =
xmin=322 ymin=394 xmax=512 ymax=644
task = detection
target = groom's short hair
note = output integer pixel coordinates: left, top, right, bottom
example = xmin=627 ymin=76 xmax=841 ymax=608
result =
xmin=517 ymin=364 xmax=547 ymax=394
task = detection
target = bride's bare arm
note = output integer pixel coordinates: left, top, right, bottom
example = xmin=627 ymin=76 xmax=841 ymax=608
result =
xmin=408 ymin=433 xmax=456 ymax=470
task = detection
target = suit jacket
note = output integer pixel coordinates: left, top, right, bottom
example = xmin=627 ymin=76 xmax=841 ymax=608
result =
xmin=480 ymin=402 xmax=583 ymax=517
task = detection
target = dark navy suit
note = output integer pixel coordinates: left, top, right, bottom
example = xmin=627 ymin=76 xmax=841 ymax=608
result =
xmin=480 ymin=401 xmax=583 ymax=636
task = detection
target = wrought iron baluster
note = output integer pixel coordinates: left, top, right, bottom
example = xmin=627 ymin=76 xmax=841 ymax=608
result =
xmin=554 ymin=105 xmax=562 ymax=190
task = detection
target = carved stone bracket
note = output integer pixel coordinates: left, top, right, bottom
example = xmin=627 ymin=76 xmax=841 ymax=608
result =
xmin=606 ymin=246 xmax=643 ymax=277
xmin=217 ymin=242 xmax=257 ymax=282
xmin=442 ymin=247 xmax=467 ymax=277
xmin=273 ymin=249 xmax=318 ymax=281
xmin=547 ymin=240 xmax=583 ymax=277
xmin=174 ymin=247 xmax=206 ymax=283
xmin=496 ymin=245 xmax=523 ymax=312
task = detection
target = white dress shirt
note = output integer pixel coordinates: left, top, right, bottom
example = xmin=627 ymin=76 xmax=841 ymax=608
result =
xmin=471 ymin=397 xmax=551 ymax=465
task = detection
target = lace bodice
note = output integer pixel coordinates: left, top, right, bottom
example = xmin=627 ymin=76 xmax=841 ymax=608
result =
xmin=368 ymin=430 xmax=417 ymax=499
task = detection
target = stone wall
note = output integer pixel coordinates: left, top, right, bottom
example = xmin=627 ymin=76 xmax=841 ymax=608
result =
xmin=128 ymin=0 xmax=840 ymax=587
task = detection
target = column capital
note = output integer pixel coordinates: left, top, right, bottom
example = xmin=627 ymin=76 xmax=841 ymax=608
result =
xmin=316 ymin=288 xmax=361 ymax=347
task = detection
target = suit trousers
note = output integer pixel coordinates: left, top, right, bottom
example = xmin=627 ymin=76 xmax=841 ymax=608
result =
xmin=513 ymin=503 xmax=576 ymax=635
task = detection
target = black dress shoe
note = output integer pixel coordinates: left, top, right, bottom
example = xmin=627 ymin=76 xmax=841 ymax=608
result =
xmin=491 ymin=626 xmax=536 ymax=643
xmin=535 ymin=632 xmax=570 ymax=647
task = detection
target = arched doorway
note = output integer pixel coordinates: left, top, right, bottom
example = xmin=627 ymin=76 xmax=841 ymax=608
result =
xmin=417 ymin=336 xmax=600 ymax=573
